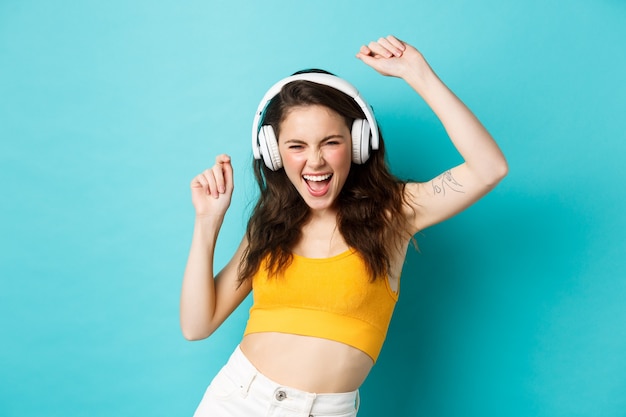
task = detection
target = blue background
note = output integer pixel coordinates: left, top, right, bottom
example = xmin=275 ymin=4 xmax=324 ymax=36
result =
xmin=1 ymin=1 xmax=625 ymax=416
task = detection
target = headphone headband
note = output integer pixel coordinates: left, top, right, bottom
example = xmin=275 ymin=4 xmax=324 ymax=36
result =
xmin=251 ymin=73 xmax=379 ymax=161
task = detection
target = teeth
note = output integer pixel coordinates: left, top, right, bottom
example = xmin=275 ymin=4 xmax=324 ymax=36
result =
xmin=303 ymin=174 xmax=332 ymax=182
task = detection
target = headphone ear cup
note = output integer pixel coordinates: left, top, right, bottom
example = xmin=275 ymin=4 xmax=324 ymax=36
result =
xmin=351 ymin=118 xmax=371 ymax=164
xmin=259 ymin=125 xmax=283 ymax=170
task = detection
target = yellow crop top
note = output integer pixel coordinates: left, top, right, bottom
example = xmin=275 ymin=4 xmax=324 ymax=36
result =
xmin=243 ymin=249 xmax=399 ymax=362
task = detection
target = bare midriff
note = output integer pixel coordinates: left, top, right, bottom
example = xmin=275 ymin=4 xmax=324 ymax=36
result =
xmin=240 ymin=332 xmax=374 ymax=393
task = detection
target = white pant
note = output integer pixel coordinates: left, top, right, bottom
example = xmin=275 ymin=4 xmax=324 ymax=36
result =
xmin=193 ymin=345 xmax=360 ymax=417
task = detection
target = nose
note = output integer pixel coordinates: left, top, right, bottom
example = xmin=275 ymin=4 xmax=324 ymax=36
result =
xmin=307 ymin=147 xmax=325 ymax=167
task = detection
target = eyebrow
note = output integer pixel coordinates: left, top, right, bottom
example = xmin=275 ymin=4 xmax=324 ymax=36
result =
xmin=283 ymin=134 xmax=346 ymax=144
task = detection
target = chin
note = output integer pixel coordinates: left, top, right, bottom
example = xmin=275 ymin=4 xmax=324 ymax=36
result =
xmin=300 ymin=194 xmax=337 ymax=212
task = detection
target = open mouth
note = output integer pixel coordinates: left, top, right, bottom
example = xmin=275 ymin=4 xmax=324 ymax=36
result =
xmin=303 ymin=173 xmax=333 ymax=196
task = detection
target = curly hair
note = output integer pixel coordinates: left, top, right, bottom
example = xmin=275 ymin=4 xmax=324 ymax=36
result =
xmin=239 ymin=70 xmax=411 ymax=284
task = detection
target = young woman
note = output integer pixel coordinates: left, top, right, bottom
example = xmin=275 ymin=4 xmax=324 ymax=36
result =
xmin=181 ymin=35 xmax=508 ymax=417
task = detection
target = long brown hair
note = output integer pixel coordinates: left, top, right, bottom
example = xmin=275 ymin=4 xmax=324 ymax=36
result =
xmin=239 ymin=71 xmax=410 ymax=283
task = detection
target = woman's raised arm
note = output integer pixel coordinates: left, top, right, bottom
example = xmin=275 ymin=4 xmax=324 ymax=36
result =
xmin=180 ymin=155 xmax=251 ymax=340
xmin=357 ymin=35 xmax=508 ymax=232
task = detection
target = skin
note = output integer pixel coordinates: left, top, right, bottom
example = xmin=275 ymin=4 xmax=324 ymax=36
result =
xmin=180 ymin=35 xmax=508 ymax=393
xmin=279 ymin=105 xmax=352 ymax=219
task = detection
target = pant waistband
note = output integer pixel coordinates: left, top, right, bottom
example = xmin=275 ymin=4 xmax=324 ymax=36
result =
xmin=225 ymin=345 xmax=359 ymax=415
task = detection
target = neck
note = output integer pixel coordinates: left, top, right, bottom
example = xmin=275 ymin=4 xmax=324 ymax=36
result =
xmin=307 ymin=204 xmax=339 ymax=222
xmin=292 ymin=208 xmax=348 ymax=258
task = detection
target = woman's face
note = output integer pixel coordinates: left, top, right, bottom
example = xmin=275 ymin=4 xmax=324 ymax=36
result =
xmin=278 ymin=105 xmax=352 ymax=214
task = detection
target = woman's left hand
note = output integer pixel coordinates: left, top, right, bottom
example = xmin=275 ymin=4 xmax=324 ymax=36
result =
xmin=356 ymin=35 xmax=432 ymax=83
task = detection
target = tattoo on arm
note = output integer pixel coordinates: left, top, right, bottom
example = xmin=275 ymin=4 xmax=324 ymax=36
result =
xmin=431 ymin=170 xmax=464 ymax=196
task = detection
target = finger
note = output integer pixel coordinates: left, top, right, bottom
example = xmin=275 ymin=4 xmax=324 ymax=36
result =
xmin=215 ymin=153 xmax=231 ymax=165
xmin=356 ymin=51 xmax=378 ymax=68
xmin=386 ymin=35 xmax=406 ymax=52
xmin=221 ymin=159 xmax=234 ymax=193
xmin=211 ymin=163 xmax=227 ymax=195
xmin=358 ymin=45 xmax=372 ymax=56
xmin=213 ymin=154 xmax=232 ymax=190
xmin=367 ymin=40 xmax=394 ymax=58
xmin=375 ymin=37 xmax=403 ymax=57
xmin=202 ymin=167 xmax=220 ymax=199
xmin=190 ymin=172 xmax=209 ymax=191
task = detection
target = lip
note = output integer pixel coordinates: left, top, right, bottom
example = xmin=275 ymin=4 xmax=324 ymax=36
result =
xmin=303 ymin=173 xmax=333 ymax=197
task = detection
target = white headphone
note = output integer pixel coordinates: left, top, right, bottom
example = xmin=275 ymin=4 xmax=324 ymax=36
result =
xmin=251 ymin=72 xmax=379 ymax=171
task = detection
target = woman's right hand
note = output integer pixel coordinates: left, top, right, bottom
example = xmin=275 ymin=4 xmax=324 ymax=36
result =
xmin=190 ymin=154 xmax=234 ymax=218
